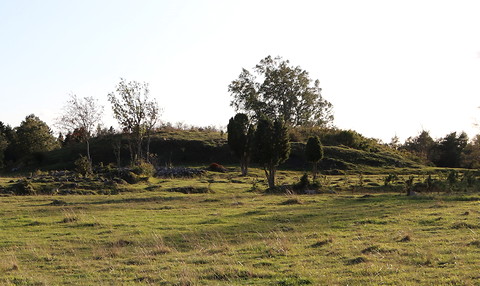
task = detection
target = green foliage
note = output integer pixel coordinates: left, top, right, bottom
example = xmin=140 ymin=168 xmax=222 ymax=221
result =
xmin=116 ymin=169 xmax=141 ymax=184
xmin=447 ymin=170 xmax=458 ymax=186
xmin=305 ymin=136 xmax=323 ymax=179
xmin=74 ymin=155 xmax=93 ymax=176
xmin=384 ymin=174 xmax=399 ymax=186
xmin=0 ymin=133 xmax=7 ymax=169
xmin=254 ymin=118 xmax=291 ymax=188
xmin=229 ymin=56 xmax=333 ymax=127
xmin=8 ymin=180 xmax=36 ymax=195
xmin=433 ymin=132 xmax=468 ymax=168
xmin=13 ymin=114 xmax=59 ymax=162
xmin=305 ymin=136 xmax=323 ymax=163
xmin=108 ymin=78 xmax=160 ymax=164
xmin=401 ymin=130 xmax=435 ymax=163
xmin=227 ymin=113 xmax=254 ymax=175
xmin=131 ymin=160 xmax=155 ymax=177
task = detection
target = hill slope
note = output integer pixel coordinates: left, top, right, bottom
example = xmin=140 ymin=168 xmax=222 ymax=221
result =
xmin=35 ymin=129 xmax=420 ymax=172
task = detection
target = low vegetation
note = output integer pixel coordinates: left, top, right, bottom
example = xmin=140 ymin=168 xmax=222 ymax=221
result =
xmin=1 ymin=56 xmax=480 ymax=285
xmin=1 ymin=168 xmax=480 ymax=285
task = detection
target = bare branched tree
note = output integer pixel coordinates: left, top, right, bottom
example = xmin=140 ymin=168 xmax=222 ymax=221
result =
xmin=56 ymin=94 xmax=104 ymax=163
xmin=107 ymin=78 xmax=161 ymax=165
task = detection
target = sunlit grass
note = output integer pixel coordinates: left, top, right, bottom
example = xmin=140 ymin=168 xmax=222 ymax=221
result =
xmin=1 ymin=170 xmax=480 ymax=285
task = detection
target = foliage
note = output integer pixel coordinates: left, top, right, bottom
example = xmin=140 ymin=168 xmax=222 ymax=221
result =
xmin=56 ymin=94 xmax=104 ymax=162
xmin=7 ymin=179 xmax=36 ymax=195
xmin=254 ymin=117 xmax=290 ymax=188
xmin=401 ymin=130 xmax=435 ymax=163
xmin=229 ymin=55 xmax=334 ymax=127
xmin=305 ymin=136 xmax=323 ymax=179
xmin=0 ymin=133 xmax=7 ymax=169
xmin=461 ymin=134 xmax=480 ymax=168
xmin=383 ymin=174 xmax=399 ymax=186
xmin=74 ymin=155 xmax=93 ymax=176
xmin=131 ymin=160 xmax=156 ymax=177
xmin=227 ymin=113 xmax=254 ymax=175
xmin=432 ymin=132 xmax=468 ymax=168
xmin=12 ymin=114 xmax=59 ymax=163
xmin=108 ymin=78 xmax=161 ymax=164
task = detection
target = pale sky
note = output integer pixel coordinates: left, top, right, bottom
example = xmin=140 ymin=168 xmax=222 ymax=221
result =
xmin=1 ymin=0 xmax=479 ymax=142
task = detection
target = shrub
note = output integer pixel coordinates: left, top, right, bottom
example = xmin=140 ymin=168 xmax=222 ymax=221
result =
xmin=118 ymin=170 xmax=140 ymax=184
xmin=207 ymin=163 xmax=227 ymax=173
xmin=74 ymin=155 xmax=92 ymax=176
xmin=295 ymin=173 xmax=310 ymax=191
xmin=8 ymin=180 xmax=36 ymax=195
xmin=131 ymin=161 xmax=155 ymax=177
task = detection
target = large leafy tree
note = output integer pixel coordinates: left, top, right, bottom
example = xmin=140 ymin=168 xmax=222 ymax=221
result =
xmin=305 ymin=136 xmax=323 ymax=180
xmin=254 ymin=117 xmax=290 ymax=188
xmin=108 ymin=78 xmax=160 ymax=165
xmin=14 ymin=114 xmax=59 ymax=158
xmin=227 ymin=113 xmax=254 ymax=176
xmin=229 ymin=56 xmax=334 ymax=127
xmin=56 ymin=94 xmax=104 ymax=163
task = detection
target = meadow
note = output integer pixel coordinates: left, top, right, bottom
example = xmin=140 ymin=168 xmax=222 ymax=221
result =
xmin=1 ymin=169 xmax=480 ymax=285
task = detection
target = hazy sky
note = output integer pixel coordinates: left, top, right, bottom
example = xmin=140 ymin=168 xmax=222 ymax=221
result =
xmin=1 ymin=0 xmax=479 ymax=142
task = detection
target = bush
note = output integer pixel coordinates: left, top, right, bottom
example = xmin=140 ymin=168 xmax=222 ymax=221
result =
xmin=131 ymin=161 xmax=155 ymax=177
xmin=295 ymin=173 xmax=311 ymax=191
xmin=118 ymin=170 xmax=141 ymax=184
xmin=74 ymin=155 xmax=92 ymax=176
xmin=8 ymin=180 xmax=36 ymax=195
xmin=207 ymin=163 xmax=227 ymax=173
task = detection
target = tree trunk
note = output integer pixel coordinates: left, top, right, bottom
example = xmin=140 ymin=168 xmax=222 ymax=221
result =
xmin=240 ymin=156 xmax=248 ymax=176
xmin=86 ymin=140 xmax=91 ymax=163
xmin=264 ymin=165 xmax=276 ymax=188
xmin=146 ymin=133 xmax=151 ymax=162
xmin=312 ymin=162 xmax=317 ymax=180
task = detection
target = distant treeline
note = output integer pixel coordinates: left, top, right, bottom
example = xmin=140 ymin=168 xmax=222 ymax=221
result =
xmin=0 ymin=115 xmax=478 ymax=172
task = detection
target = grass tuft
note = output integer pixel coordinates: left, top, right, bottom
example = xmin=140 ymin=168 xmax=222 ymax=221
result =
xmin=310 ymin=238 xmax=333 ymax=248
xmin=346 ymin=256 xmax=368 ymax=265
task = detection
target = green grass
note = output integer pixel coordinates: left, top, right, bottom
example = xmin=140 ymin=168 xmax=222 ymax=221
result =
xmin=1 ymin=170 xmax=480 ymax=285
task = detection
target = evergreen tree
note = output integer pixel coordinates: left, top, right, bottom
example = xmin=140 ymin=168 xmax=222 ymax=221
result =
xmin=305 ymin=136 xmax=323 ymax=179
xmin=14 ymin=114 xmax=59 ymax=161
xmin=227 ymin=113 xmax=254 ymax=176
xmin=254 ymin=117 xmax=290 ymax=188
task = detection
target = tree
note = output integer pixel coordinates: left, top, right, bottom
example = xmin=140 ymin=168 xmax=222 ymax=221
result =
xmin=402 ymin=130 xmax=435 ymax=163
xmin=305 ymin=136 xmax=323 ymax=180
xmin=108 ymin=78 xmax=161 ymax=164
xmin=0 ymin=133 xmax=7 ymax=169
xmin=253 ymin=117 xmax=290 ymax=188
xmin=56 ymin=94 xmax=104 ymax=163
xmin=0 ymin=122 xmax=16 ymax=164
xmin=227 ymin=113 xmax=254 ymax=176
xmin=229 ymin=56 xmax=334 ymax=127
xmin=461 ymin=134 xmax=480 ymax=168
xmin=14 ymin=114 xmax=59 ymax=160
xmin=433 ymin=132 xmax=468 ymax=168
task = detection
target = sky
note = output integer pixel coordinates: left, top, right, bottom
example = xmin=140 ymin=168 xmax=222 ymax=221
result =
xmin=1 ymin=0 xmax=480 ymax=143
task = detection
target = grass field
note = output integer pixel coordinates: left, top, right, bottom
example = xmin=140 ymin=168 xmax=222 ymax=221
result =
xmin=1 ymin=170 xmax=480 ymax=285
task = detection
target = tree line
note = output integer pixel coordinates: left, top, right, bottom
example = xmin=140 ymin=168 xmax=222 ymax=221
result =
xmin=1 ymin=55 xmax=479 ymax=186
